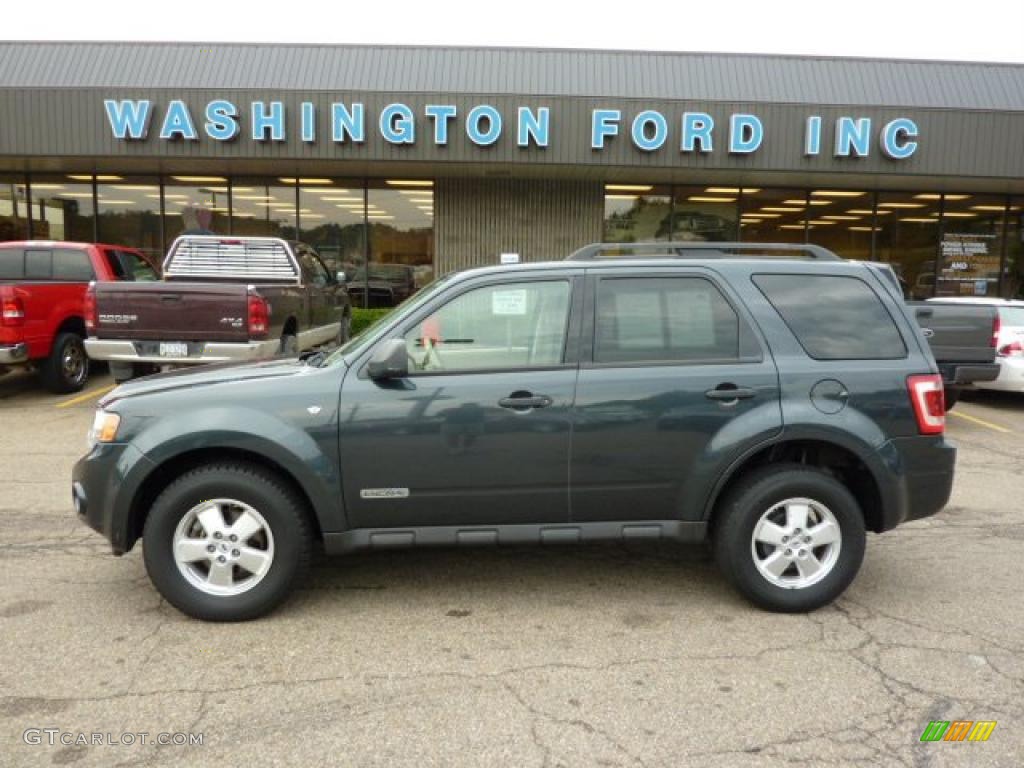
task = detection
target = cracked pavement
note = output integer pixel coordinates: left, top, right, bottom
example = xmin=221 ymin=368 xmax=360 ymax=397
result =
xmin=1 ymin=369 xmax=1022 ymax=767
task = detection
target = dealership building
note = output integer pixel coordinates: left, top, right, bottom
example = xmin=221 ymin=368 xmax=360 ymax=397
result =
xmin=1 ymin=42 xmax=1023 ymax=303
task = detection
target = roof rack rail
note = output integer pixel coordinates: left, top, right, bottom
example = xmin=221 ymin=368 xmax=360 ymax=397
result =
xmin=566 ymin=241 xmax=841 ymax=261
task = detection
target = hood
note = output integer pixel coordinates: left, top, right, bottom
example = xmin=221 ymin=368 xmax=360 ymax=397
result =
xmin=99 ymin=357 xmax=336 ymax=406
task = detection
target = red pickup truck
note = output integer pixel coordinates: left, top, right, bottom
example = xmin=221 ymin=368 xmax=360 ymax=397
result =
xmin=0 ymin=242 xmax=158 ymax=393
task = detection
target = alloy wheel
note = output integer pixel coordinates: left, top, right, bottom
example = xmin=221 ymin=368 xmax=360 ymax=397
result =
xmin=172 ymin=499 xmax=275 ymax=597
xmin=750 ymin=497 xmax=842 ymax=589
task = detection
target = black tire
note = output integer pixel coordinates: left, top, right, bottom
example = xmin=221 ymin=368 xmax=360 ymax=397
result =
xmin=713 ymin=464 xmax=866 ymax=613
xmin=943 ymin=388 xmax=960 ymax=412
xmin=143 ymin=462 xmax=314 ymax=621
xmin=279 ymin=334 xmax=299 ymax=357
xmin=39 ymin=332 xmax=89 ymax=393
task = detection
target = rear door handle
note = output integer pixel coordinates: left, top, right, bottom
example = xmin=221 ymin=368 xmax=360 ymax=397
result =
xmin=498 ymin=392 xmax=553 ymax=410
xmin=705 ymin=386 xmax=757 ymax=401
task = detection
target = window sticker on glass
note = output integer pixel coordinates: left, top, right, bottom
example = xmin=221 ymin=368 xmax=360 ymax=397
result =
xmin=492 ymin=289 xmax=528 ymax=315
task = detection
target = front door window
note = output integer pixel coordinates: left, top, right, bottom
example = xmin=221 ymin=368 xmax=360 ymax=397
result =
xmin=403 ymin=280 xmax=571 ymax=373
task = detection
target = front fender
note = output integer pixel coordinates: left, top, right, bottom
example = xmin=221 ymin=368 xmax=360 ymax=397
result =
xmin=129 ymin=405 xmax=345 ymax=534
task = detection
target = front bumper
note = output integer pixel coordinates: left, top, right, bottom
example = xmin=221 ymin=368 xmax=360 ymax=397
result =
xmin=0 ymin=342 xmax=29 ymax=365
xmin=85 ymin=337 xmax=279 ymax=365
xmin=72 ymin=442 xmax=155 ymax=555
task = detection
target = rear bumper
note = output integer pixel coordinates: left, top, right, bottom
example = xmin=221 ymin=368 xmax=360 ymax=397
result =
xmin=85 ymin=337 xmax=279 ymax=365
xmin=976 ymin=357 xmax=1024 ymax=393
xmin=938 ymin=362 xmax=1000 ymax=387
xmin=878 ymin=436 xmax=957 ymax=530
xmin=0 ymin=342 xmax=29 ymax=364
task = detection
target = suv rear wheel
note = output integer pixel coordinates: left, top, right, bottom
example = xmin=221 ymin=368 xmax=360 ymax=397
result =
xmin=714 ymin=464 xmax=865 ymax=612
xmin=143 ymin=463 xmax=313 ymax=621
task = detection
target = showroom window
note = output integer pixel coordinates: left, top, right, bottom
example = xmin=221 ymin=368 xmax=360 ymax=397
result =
xmin=297 ymin=179 xmax=366 ymax=281
xmin=0 ymin=175 xmax=29 ymax=241
xmin=873 ymin=192 xmax=943 ymax=299
xmin=740 ymin=188 xmax=810 ymax=245
xmin=361 ymin=180 xmax=434 ymax=308
xmin=936 ymin=194 xmax=1006 ymax=298
xmin=163 ymin=176 xmax=230 ymax=246
xmin=603 ymin=184 xmax=673 ymax=242
xmin=1006 ymin=198 xmax=1024 ymax=299
xmin=96 ymin=175 xmax=162 ymax=262
xmin=805 ymin=189 xmax=875 ymax=261
xmin=30 ymin=175 xmax=96 ymax=243
xmin=229 ymin=177 xmax=297 ymax=241
xmin=672 ymin=186 xmax=740 ymax=241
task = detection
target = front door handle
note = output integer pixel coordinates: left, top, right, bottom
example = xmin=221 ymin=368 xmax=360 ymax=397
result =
xmin=498 ymin=392 xmax=553 ymax=410
xmin=705 ymin=385 xmax=757 ymax=402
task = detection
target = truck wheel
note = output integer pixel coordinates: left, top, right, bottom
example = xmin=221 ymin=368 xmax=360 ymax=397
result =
xmin=143 ymin=463 xmax=313 ymax=621
xmin=279 ymin=334 xmax=299 ymax=357
xmin=714 ymin=464 xmax=865 ymax=613
xmin=39 ymin=332 xmax=90 ymax=393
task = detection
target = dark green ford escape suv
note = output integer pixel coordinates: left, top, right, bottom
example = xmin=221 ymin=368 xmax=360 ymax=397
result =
xmin=73 ymin=243 xmax=956 ymax=621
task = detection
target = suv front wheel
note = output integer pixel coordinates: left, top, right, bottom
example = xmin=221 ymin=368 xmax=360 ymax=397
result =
xmin=143 ymin=463 xmax=313 ymax=621
xmin=714 ymin=464 xmax=866 ymax=612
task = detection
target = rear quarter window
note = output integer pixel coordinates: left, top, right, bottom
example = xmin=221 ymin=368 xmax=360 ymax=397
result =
xmin=753 ymin=274 xmax=907 ymax=360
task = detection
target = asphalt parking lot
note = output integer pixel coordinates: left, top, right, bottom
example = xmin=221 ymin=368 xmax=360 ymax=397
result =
xmin=1 ymin=369 xmax=1022 ymax=768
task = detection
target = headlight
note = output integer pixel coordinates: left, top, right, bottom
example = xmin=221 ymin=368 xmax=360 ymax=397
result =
xmin=87 ymin=410 xmax=121 ymax=450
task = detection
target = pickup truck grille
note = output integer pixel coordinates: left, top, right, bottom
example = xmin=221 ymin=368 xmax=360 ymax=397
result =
xmin=165 ymin=238 xmax=299 ymax=280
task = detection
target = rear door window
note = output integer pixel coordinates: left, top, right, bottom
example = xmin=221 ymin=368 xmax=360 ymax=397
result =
xmin=0 ymin=248 xmax=25 ymax=279
xmin=25 ymin=249 xmax=52 ymax=279
xmin=594 ymin=277 xmax=741 ymax=363
xmin=753 ymin=274 xmax=907 ymax=360
xmin=52 ymin=248 xmax=95 ymax=281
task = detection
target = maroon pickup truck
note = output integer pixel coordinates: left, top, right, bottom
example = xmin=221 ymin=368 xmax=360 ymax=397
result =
xmin=85 ymin=236 xmax=351 ymax=382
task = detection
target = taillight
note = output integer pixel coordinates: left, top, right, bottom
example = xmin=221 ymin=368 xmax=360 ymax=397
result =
xmin=998 ymin=340 xmax=1024 ymax=358
xmin=907 ymin=374 xmax=945 ymax=435
xmin=247 ymin=292 xmax=269 ymax=339
xmin=83 ymin=282 xmax=97 ymax=333
xmin=991 ymin=312 xmax=1001 ymax=348
xmin=1 ymin=294 xmax=24 ymax=327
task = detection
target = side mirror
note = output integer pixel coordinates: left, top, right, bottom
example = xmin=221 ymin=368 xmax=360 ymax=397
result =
xmin=336 ymin=270 xmax=347 ymax=284
xmin=367 ymin=338 xmax=408 ymax=380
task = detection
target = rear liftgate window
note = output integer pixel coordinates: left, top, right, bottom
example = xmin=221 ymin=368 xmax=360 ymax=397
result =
xmin=753 ymin=274 xmax=907 ymax=360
